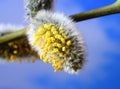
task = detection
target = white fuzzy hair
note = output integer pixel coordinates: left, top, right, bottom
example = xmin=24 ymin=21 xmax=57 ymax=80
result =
xmin=27 ymin=10 xmax=85 ymax=74
xmin=24 ymin=0 xmax=54 ymax=21
xmin=0 ymin=24 xmax=24 ymax=36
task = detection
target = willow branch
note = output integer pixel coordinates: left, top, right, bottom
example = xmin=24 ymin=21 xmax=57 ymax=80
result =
xmin=0 ymin=0 xmax=120 ymax=44
xmin=70 ymin=0 xmax=120 ymax=22
xmin=0 ymin=28 xmax=26 ymax=44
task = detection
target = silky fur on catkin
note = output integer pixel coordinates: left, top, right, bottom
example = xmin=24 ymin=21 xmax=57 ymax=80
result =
xmin=24 ymin=0 xmax=54 ymax=21
xmin=27 ymin=10 xmax=86 ymax=74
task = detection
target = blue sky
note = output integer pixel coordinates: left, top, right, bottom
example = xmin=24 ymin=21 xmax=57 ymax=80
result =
xmin=0 ymin=0 xmax=120 ymax=89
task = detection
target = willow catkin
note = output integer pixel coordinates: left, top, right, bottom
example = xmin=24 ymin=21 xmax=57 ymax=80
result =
xmin=27 ymin=10 xmax=86 ymax=74
xmin=24 ymin=0 xmax=54 ymax=21
xmin=0 ymin=36 xmax=39 ymax=63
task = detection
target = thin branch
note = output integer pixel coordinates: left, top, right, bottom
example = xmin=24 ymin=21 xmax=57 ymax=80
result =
xmin=0 ymin=0 xmax=120 ymax=44
xmin=70 ymin=0 xmax=120 ymax=22
xmin=0 ymin=28 xmax=26 ymax=44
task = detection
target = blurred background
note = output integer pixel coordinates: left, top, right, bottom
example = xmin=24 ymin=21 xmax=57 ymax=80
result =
xmin=0 ymin=0 xmax=120 ymax=89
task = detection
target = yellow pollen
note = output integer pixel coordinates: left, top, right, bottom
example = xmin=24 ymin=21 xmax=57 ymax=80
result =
xmin=34 ymin=36 xmax=40 ymax=41
xmin=50 ymin=37 xmax=55 ymax=42
xmin=59 ymin=67 xmax=63 ymax=71
xmin=43 ymin=53 xmax=47 ymax=59
xmin=52 ymin=63 xmax=58 ymax=68
xmin=61 ymin=38 xmax=65 ymax=44
xmin=57 ymin=35 xmax=62 ymax=39
xmin=50 ymin=48 xmax=59 ymax=54
xmin=46 ymin=45 xmax=51 ymax=51
xmin=10 ymin=55 xmax=15 ymax=63
xmin=53 ymin=31 xmax=58 ymax=35
xmin=54 ymin=68 xmax=59 ymax=72
xmin=38 ymin=27 xmax=46 ymax=34
xmin=32 ymin=41 xmax=36 ymax=45
xmin=51 ymin=26 xmax=57 ymax=32
xmin=40 ymin=55 xmax=43 ymax=59
xmin=55 ymin=35 xmax=58 ymax=39
xmin=32 ymin=24 xmax=67 ymax=72
xmin=41 ymin=44 xmax=45 ymax=49
xmin=45 ymin=43 xmax=49 ymax=48
xmin=8 ymin=42 xmax=13 ymax=46
xmin=45 ymin=31 xmax=51 ymax=38
xmin=43 ymin=59 xmax=48 ymax=63
xmin=13 ymin=50 xmax=18 ymax=54
xmin=53 ymin=48 xmax=59 ymax=52
xmin=44 ymin=24 xmax=51 ymax=30
xmin=66 ymin=40 xmax=72 ymax=46
xmin=13 ymin=45 xmax=18 ymax=48
xmin=53 ymin=59 xmax=59 ymax=63
xmin=47 ymin=38 xmax=52 ymax=43
xmin=56 ymin=43 xmax=62 ymax=48
xmin=53 ymin=42 xmax=57 ymax=46
xmin=60 ymin=60 xmax=65 ymax=65
xmin=62 ymin=47 xmax=66 ymax=52
xmin=34 ymin=33 xmax=40 ymax=37
xmin=50 ymin=51 xmax=55 ymax=54
xmin=59 ymin=27 xmax=64 ymax=30
xmin=62 ymin=33 xmax=67 ymax=39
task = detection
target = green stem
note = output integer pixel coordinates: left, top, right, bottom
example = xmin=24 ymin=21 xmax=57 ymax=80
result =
xmin=0 ymin=0 xmax=120 ymax=44
xmin=0 ymin=28 xmax=26 ymax=44
xmin=70 ymin=0 xmax=120 ymax=22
